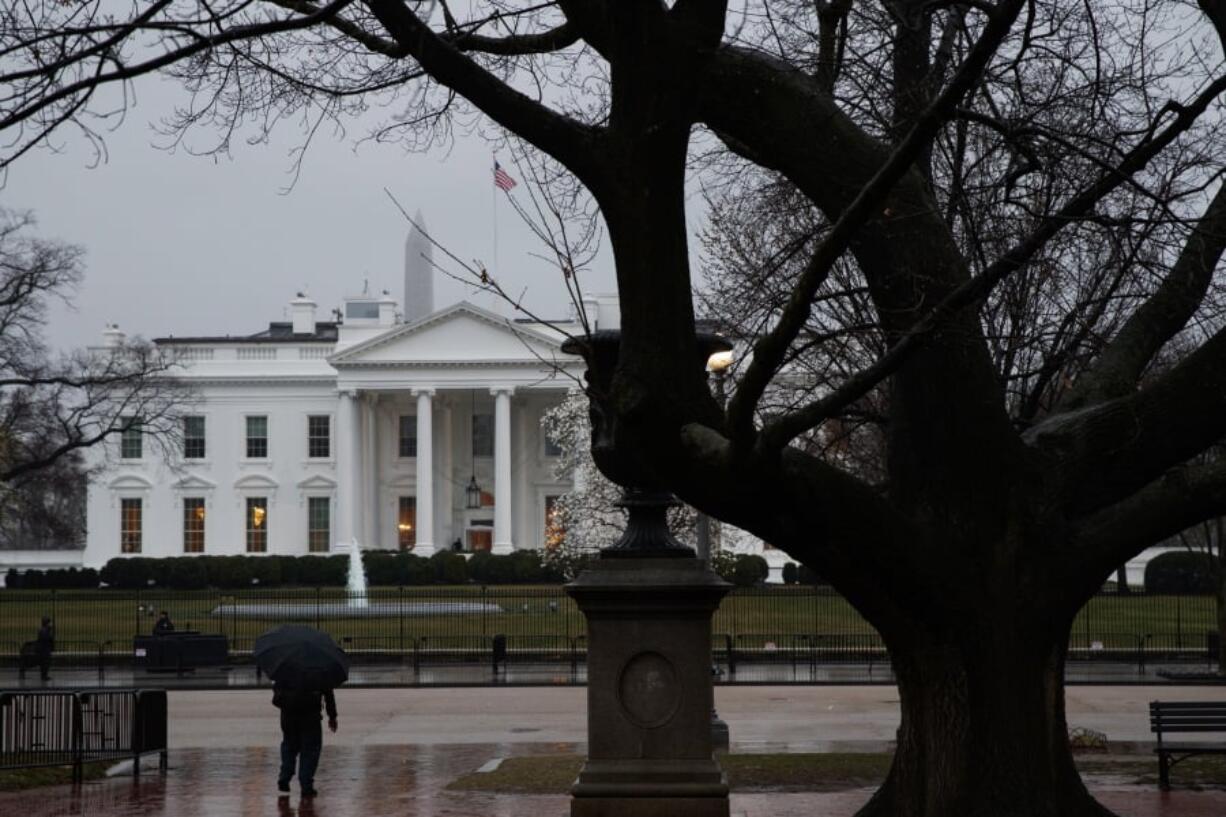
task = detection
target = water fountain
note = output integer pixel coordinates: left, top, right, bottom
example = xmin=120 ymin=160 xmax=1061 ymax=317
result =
xmin=347 ymin=539 xmax=369 ymax=609
xmin=211 ymin=540 xmax=503 ymax=621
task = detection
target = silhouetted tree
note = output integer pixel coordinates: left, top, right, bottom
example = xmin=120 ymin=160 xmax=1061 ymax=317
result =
xmin=7 ymin=2 xmax=1226 ymax=813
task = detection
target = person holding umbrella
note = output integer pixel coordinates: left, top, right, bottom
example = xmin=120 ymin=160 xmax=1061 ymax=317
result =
xmin=254 ymin=625 xmax=348 ymax=798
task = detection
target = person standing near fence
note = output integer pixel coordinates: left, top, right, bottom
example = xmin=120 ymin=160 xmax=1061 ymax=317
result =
xmin=273 ymin=680 xmax=338 ymax=798
xmin=153 ymin=610 xmax=175 ymax=635
xmin=35 ymin=616 xmax=54 ymax=682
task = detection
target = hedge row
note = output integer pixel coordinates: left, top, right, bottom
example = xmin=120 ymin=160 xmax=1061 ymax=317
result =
xmin=781 ymin=562 xmax=824 ymax=585
xmin=1144 ymin=551 xmax=1220 ymax=594
xmin=711 ymin=553 xmax=770 ymax=587
xmin=4 ymin=567 xmax=100 ymax=590
xmin=85 ymin=549 xmax=574 ymax=590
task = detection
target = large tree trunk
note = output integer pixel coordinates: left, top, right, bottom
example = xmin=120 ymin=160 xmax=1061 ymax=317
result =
xmin=858 ymin=622 xmax=1117 ymax=817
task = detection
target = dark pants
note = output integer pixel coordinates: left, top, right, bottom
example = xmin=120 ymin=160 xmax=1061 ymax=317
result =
xmin=37 ymin=652 xmax=50 ymax=681
xmin=278 ymin=711 xmax=323 ymax=791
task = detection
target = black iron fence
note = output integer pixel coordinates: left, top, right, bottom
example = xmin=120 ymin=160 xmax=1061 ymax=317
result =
xmin=0 ymin=688 xmax=168 ymax=781
xmin=0 ymin=585 xmax=1217 ymax=673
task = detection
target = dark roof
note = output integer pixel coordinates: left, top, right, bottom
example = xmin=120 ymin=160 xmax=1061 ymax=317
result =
xmin=155 ymin=321 xmax=340 ymax=345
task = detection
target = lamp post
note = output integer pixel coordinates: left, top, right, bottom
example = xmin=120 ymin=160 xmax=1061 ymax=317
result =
xmin=695 ymin=347 xmax=733 ymax=751
xmin=562 ymin=330 xmax=734 ymax=817
xmin=694 ymin=349 xmax=734 ymax=562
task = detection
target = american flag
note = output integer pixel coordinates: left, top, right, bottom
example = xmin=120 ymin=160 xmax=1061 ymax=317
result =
xmin=493 ymin=160 xmax=517 ymax=192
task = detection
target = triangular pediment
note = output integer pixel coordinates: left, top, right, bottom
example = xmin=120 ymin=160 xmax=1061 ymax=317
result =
xmin=330 ymin=302 xmax=569 ymax=366
xmin=234 ymin=473 xmax=279 ymax=490
xmin=296 ymin=474 xmax=337 ymax=491
xmin=172 ymin=474 xmax=217 ymax=491
xmin=108 ymin=473 xmax=154 ymax=491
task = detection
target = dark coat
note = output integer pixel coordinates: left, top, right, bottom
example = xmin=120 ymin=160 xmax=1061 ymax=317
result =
xmin=153 ymin=617 xmax=175 ymax=635
xmin=272 ymin=683 xmax=338 ymax=721
xmin=35 ymin=623 xmax=54 ymax=656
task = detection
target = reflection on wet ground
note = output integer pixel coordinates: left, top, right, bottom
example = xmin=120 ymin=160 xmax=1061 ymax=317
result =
xmin=3 ymin=658 xmax=1214 ymax=691
xmin=1 ymin=744 xmax=1224 ymax=817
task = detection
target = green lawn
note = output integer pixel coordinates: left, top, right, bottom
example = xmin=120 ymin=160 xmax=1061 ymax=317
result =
xmin=446 ymin=752 xmax=1226 ymax=794
xmin=0 ymin=586 xmax=1215 ymax=657
xmin=0 ymin=762 xmax=110 ymax=791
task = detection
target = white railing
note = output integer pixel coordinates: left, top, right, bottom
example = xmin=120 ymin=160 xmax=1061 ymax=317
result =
xmin=177 ymin=347 xmax=215 ymax=361
xmin=236 ymin=348 xmax=277 ymax=361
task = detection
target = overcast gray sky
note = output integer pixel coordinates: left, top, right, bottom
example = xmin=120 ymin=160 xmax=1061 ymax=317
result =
xmin=3 ymin=80 xmax=622 ymax=352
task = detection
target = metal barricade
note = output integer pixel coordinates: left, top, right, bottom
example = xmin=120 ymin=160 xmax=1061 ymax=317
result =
xmin=0 ymin=688 xmax=168 ymax=782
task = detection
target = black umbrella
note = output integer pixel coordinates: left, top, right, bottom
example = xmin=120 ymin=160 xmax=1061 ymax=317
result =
xmin=253 ymin=625 xmax=349 ymax=688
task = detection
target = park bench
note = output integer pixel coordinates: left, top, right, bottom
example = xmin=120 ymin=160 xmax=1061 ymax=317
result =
xmin=1148 ymin=700 xmax=1226 ymax=789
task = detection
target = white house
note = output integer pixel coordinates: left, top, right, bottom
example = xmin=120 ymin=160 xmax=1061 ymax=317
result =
xmin=9 ymin=223 xmax=1185 ymax=586
xmin=80 ymin=224 xmax=619 ymax=568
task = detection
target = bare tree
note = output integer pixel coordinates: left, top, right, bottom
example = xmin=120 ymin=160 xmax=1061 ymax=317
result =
xmin=0 ymin=210 xmax=186 ymax=549
xmin=8 ymin=1 xmax=1226 ymax=813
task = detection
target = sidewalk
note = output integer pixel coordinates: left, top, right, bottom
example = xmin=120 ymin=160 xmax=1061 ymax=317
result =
xmin=1 ymin=744 xmax=1223 ymax=817
xmin=0 ymin=686 xmax=1222 ymax=816
xmin=3 ymin=658 xmax=1222 ymax=691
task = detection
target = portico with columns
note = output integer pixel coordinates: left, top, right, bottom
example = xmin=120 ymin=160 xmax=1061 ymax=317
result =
xmin=329 ymin=301 xmax=579 ymax=556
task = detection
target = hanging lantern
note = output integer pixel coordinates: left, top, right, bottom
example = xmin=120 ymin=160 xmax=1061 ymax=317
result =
xmin=465 ymin=474 xmax=482 ymax=510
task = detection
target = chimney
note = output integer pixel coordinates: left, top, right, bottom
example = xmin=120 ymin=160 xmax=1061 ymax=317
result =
xmin=291 ymin=292 xmax=317 ymax=335
xmin=378 ymin=290 xmax=397 ymax=326
xmin=403 ymin=212 xmax=435 ymax=323
xmin=102 ymin=323 xmax=126 ymax=348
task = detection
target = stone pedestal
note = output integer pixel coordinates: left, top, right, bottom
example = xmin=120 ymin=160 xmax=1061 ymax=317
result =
xmin=567 ymin=556 xmax=732 ymax=817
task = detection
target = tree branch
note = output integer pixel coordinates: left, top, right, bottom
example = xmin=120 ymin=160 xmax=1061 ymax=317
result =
xmin=1060 ymin=183 xmax=1226 ymax=410
xmin=722 ymin=0 xmax=1025 ymax=449
xmin=364 ymin=0 xmax=607 ymax=190
xmin=1070 ymin=457 xmax=1226 ymax=587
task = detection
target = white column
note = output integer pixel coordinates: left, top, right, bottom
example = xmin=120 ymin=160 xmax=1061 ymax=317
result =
xmin=492 ymin=387 xmax=514 ymax=554
xmin=363 ymin=395 xmax=379 ymax=547
xmin=440 ymin=401 xmax=454 ymax=550
xmin=414 ymin=389 xmax=436 ymax=557
xmin=335 ymin=390 xmax=361 ymax=550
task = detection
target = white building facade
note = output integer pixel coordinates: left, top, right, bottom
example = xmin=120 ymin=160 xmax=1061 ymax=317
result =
xmin=80 ymin=227 xmax=620 ymax=568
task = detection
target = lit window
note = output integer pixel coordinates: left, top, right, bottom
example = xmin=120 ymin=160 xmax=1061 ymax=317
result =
xmin=472 ymin=414 xmax=493 ymax=458
xmin=308 ymin=497 xmax=330 ymax=553
xmin=307 ymin=415 xmax=330 ymax=458
xmin=121 ymin=498 xmax=142 ymax=553
xmin=184 ymin=416 xmax=206 ymax=459
xmin=120 ymin=419 xmax=142 ymax=459
xmin=246 ymin=416 xmax=269 ymax=459
xmin=398 ymin=415 xmax=417 ymax=458
xmin=545 ymin=495 xmax=565 ymax=549
xmin=183 ymin=497 xmax=205 ymax=553
xmin=398 ymin=497 xmax=416 ymax=551
xmin=246 ymin=497 xmax=268 ymax=552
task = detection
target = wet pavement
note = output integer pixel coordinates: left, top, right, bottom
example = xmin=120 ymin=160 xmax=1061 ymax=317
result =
xmin=5 ymin=657 xmax=1223 ymax=690
xmin=0 ymin=744 xmax=1223 ymax=817
xmin=4 ymin=686 xmax=1226 ymax=816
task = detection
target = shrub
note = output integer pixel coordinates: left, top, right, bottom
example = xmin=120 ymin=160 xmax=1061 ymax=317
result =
xmin=295 ymin=555 xmax=347 ymax=587
xmin=100 ymin=557 xmax=155 ymax=589
xmin=431 ymin=551 xmax=468 ymax=584
xmin=710 ymin=552 xmax=769 ymax=587
xmin=4 ymin=567 xmax=100 ymax=590
xmin=160 ymin=558 xmax=208 ymax=590
xmin=782 ymin=562 xmax=799 ymax=585
xmin=403 ymin=553 xmax=433 ymax=585
xmin=540 ymin=547 xmax=594 ymax=582
xmin=730 ymin=554 xmax=770 ymax=587
xmin=466 ymin=551 xmax=496 ymax=584
xmin=510 ymin=550 xmax=547 ymax=584
xmin=798 ymin=564 xmax=822 ymax=585
xmin=1144 ymin=551 xmax=1218 ymax=594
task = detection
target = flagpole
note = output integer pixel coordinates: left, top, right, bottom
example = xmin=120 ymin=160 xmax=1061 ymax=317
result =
xmin=492 ymin=157 xmax=499 ymax=280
